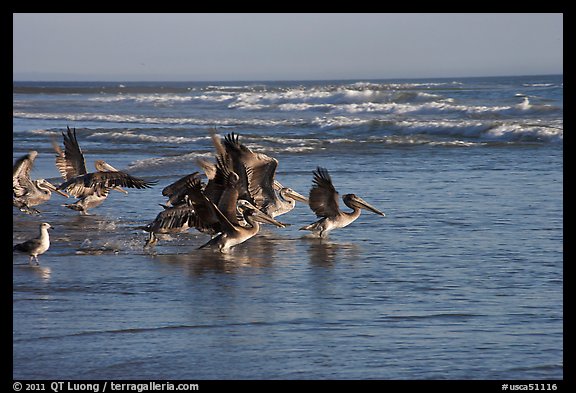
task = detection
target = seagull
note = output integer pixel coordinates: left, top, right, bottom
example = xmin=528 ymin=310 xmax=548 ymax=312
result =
xmin=13 ymin=222 xmax=53 ymax=265
xmin=53 ymin=126 xmax=156 ymax=214
xmin=13 ymin=150 xmax=68 ymax=214
xmin=300 ymin=167 xmax=385 ymax=238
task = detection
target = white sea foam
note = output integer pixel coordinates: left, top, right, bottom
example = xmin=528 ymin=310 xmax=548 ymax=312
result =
xmin=128 ymin=152 xmax=215 ymax=171
xmin=522 ymin=83 xmax=556 ymax=87
xmin=12 ymin=111 xmax=301 ymax=128
xmin=87 ymin=132 xmax=210 ymax=144
xmin=485 ymin=123 xmax=563 ymax=142
xmin=89 ymin=94 xmax=195 ymax=104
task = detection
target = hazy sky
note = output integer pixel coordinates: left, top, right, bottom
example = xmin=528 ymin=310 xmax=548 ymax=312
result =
xmin=13 ymin=13 xmax=563 ymax=81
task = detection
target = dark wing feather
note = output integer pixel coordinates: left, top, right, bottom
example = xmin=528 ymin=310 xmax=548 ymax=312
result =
xmin=308 ymin=167 xmax=341 ymax=218
xmin=161 ymin=172 xmax=200 ymax=206
xmin=58 ymin=171 xmax=155 ymax=197
xmin=186 ymin=174 xmax=236 ymax=234
xmin=247 ymin=157 xmax=279 ymax=211
xmin=213 ymin=155 xmax=241 ymax=226
xmin=222 ymin=132 xmax=277 ymax=209
xmin=146 ymin=205 xmax=196 ymax=232
xmin=88 ymin=171 xmax=156 ymax=190
xmin=54 ymin=126 xmax=88 ymax=181
xmin=14 ymin=238 xmax=42 ymax=253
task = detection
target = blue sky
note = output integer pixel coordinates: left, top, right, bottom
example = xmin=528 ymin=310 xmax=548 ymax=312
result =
xmin=13 ymin=13 xmax=563 ymax=81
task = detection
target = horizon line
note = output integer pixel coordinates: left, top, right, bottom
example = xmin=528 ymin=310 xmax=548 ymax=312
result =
xmin=12 ymin=73 xmax=564 ymax=84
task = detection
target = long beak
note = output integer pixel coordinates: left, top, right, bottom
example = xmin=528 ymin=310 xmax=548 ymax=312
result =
xmin=42 ymin=180 xmax=69 ymax=198
xmin=113 ymin=186 xmax=129 ymax=194
xmin=251 ymin=209 xmax=286 ymax=228
xmin=285 ymin=189 xmax=309 ymax=203
xmin=353 ymin=196 xmax=386 ymax=216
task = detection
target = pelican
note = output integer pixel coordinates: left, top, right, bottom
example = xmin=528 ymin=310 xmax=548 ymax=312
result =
xmin=300 ymin=167 xmax=385 ymax=238
xmin=13 ymin=222 xmax=53 ymax=265
xmin=197 ymin=199 xmax=285 ymax=253
xmin=269 ymin=180 xmax=309 ymax=218
xmin=139 ymin=201 xmax=195 ymax=247
xmin=220 ymin=132 xmax=308 ymax=218
xmin=13 ymin=150 xmax=68 ymax=214
xmin=53 ymin=126 xmax=156 ymax=214
xmin=138 ymin=173 xmax=200 ymax=247
xmin=186 ymin=159 xmax=285 ymax=253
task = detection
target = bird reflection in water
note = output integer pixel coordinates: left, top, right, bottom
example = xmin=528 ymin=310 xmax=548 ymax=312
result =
xmin=305 ymin=238 xmax=360 ymax=268
xmin=151 ymin=233 xmax=278 ymax=276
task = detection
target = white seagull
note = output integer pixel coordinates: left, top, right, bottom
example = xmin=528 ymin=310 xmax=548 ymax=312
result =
xmin=13 ymin=222 xmax=53 ymax=265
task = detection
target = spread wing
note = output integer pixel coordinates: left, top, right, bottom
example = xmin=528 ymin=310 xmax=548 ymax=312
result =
xmin=246 ymin=156 xmax=279 ymax=212
xmin=58 ymin=171 xmax=155 ymax=197
xmin=145 ymin=204 xmax=197 ymax=233
xmin=308 ymin=167 xmax=341 ymax=218
xmin=13 ymin=151 xmax=37 ymax=197
xmin=222 ymin=132 xmax=277 ymax=208
xmin=186 ymin=174 xmax=236 ymax=234
xmin=53 ymin=126 xmax=88 ymax=181
xmin=161 ymin=172 xmax=200 ymax=206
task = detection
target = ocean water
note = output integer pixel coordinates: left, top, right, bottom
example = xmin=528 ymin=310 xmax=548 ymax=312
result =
xmin=12 ymin=75 xmax=563 ymax=380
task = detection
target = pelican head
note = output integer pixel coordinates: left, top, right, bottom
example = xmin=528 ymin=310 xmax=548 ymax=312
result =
xmin=342 ymin=194 xmax=385 ymax=216
xmin=36 ymin=179 xmax=69 ymax=197
xmin=279 ymin=187 xmax=309 ymax=204
xmin=236 ymin=199 xmax=286 ymax=228
xmin=94 ymin=160 xmax=119 ymax=172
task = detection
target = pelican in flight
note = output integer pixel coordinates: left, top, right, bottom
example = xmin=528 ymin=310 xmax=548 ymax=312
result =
xmin=53 ymin=126 xmax=156 ymax=214
xmin=300 ymin=167 xmax=385 ymax=238
xmin=13 ymin=222 xmax=53 ymax=265
xmin=13 ymin=151 xmax=68 ymax=214
xmin=220 ymin=132 xmax=308 ymax=218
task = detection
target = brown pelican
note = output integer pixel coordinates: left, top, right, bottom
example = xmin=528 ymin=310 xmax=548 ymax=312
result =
xmin=300 ymin=167 xmax=385 ymax=238
xmin=268 ymin=180 xmax=309 ymax=218
xmin=220 ymin=132 xmax=308 ymax=218
xmin=53 ymin=126 xmax=156 ymax=214
xmin=13 ymin=150 xmax=68 ymax=214
xmin=197 ymin=199 xmax=285 ymax=253
xmin=186 ymin=159 xmax=285 ymax=253
xmin=139 ymin=201 xmax=195 ymax=247
xmin=13 ymin=222 xmax=53 ymax=265
xmin=138 ymin=173 xmax=200 ymax=247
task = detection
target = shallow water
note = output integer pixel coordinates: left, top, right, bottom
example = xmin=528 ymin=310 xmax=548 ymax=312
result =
xmin=13 ymin=76 xmax=563 ymax=379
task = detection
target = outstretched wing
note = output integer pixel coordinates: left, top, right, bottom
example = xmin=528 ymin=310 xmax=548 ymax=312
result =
xmin=222 ymin=132 xmax=277 ymax=209
xmin=145 ymin=204 xmax=197 ymax=233
xmin=161 ymin=172 xmax=200 ymax=206
xmin=59 ymin=171 xmax=155 ymax=197
xmin=53 ymin=126 xmax=88 ymax=181
xmin=13 ymin=151 xmax=37 ymax=197
xmin=308 ymin=167 xmax=341 ymax=218
xmin=186 ymin=174 xmax=236 ymax=234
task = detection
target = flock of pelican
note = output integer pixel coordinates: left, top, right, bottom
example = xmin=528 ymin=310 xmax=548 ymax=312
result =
xmin=13 ymin=127 xmax=385 ymax=263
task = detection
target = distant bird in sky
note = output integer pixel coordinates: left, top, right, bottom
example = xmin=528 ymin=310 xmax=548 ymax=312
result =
xmin=13 ymin=222 xmax=53 ymax=265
